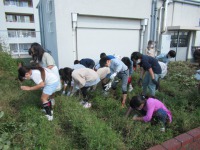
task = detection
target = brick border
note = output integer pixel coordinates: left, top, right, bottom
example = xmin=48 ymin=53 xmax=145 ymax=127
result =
xmin=148 ymin=127 xmax=200 ymax=150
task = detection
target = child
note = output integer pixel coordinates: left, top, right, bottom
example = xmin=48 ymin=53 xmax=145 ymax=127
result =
xmin=74 ymin=58 xmax=95 ymax=69
xmin=121 ymin=57 xmax=134 ymax=92
xmin=145 ymin=40 xmax=156 ymax=57
xmin=156 ymin=50 xmax=176 ymax=65
xmin=100 ymin=56 xmax=129 ymax=107
xmin=131 ymin=52 xmax=161 ymax=96
xmin=59 ymin=67 xmax=101 ymax=108
xmin=126 ymin=95 xmax=172 ymax=132
xmin=18 ymin=66 xmax=59 ymax=121
xmin=30 ymin=43 xmax=61 ymax=106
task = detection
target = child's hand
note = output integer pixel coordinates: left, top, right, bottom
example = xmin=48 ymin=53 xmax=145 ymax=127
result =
xmin=21 ymin=86 xmax=31 ymax=91
xmin=132 ymin=114 xmax=138 ymax=121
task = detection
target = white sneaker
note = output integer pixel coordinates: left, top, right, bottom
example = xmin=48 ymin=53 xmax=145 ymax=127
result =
xmin=160 ymin=127 xmax=165 ymax=132
xmin=45 ymin=115 xmax=53 ymax=121
xmin=129 ymin=85 xmax=133 ymax=92
xmin=80 ymin=100 xmax=86 ymax=105
xmin=83 ymin=102 xmax=92 ymax=108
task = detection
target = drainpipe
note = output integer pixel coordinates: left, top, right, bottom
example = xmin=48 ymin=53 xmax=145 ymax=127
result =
xmin=150 ymin=0 xmax=157 ymax=40
xmin=162 ymin=0 xmax=173 ymax=33
xmin=139 ymin=19 xmax=148 ymax=53
xmin=72 ymin=13 xmax=77 ymax=60
xmin=156 ymin=6 xmax=164 ymax=53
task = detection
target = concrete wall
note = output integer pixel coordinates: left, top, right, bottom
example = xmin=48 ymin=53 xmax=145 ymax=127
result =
xmin=53 ymin=0 xmax=152 ymax=68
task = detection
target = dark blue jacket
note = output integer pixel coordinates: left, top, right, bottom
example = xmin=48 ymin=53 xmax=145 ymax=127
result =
xmin=80 ymin=58 xmax=95 ymax=69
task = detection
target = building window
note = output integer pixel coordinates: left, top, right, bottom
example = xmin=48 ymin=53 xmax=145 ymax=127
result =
xmin=4 ymin=0 xmax=33 ymax=7
xmin=6 ymin=14 xmax=34 ymax=23
xmin=170 ymin=31 xmax=190 ymax=48
xmin=8 ymin=29 xmax=36 ymax=38
xmin=10 ymin=43 xmax=31 ymax=53
xmin=46 ymin=0 xmax=53 ymax=13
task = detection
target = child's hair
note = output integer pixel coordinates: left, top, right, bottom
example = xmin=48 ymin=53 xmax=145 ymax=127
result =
xmin=59 ymin=67 xmax=73 ymax=84
xmin=30 ymin=43 xmax=45 ymax=62
xmin=130 ymin=95 xmax=157 ymax=109
xmin=18 ymin=66 xmax=45 ymax=82
xmin=100 ymin=53 xmax=106 ymax=59
xmin=121 ymin=57 xmax=131 ymax=68
xmin=130 ymin=95 xmax=148 ymax=109
xmin=168 ymin=50 xmax=176 ymax=58
xmin=74 ymin=60 xmax=80 ymax=64
xmin=99 ymin=57 xmax=109 ymax=67
xmin=130 ymin=52 xmax=142 ymax=61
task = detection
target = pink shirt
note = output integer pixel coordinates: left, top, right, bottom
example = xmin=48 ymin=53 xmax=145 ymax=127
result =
xmin=142 ymin=98 xmax=172 ymax=123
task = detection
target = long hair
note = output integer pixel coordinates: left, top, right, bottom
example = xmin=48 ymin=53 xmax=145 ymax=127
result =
xmin=59 ymin=67 xmax=73 ymax=84
xmin=18 ymin=66 xmax=45 ymax=82
xmin=31 ymin=43 xmax=45 ymax=62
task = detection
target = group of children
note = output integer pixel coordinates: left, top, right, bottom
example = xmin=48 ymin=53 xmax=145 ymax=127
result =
xmin=18 ymin=42 xmax=176 ymax=132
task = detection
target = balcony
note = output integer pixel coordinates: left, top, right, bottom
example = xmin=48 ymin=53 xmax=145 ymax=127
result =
xmin=4 ymin=0 xmax=33 ymax=7
xmin=4 ymin=0 xmax=33 ymax=13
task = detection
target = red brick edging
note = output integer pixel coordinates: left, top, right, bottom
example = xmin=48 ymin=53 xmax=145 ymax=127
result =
xmin=148 ymin=127 xmax=200 ymax=150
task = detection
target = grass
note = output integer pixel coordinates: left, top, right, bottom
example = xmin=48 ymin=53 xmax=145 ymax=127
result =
xmin=0 ymin=51 xmax=200 ymax=150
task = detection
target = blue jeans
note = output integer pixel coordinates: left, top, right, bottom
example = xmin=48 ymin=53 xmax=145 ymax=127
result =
xmin=142 ymin=71 xmax=159 ymax=96
xmin=153 ymin=108 xmax=168 ymax=126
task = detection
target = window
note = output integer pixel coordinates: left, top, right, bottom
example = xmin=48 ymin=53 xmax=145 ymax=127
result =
xmin=6 ymin=14 xmax=33 ymax=23
xmin=4 ymin=0 xmax=33 ymax=7
xmin=169 ymin=31 xmax=190 ymax=48
xmin=8 ymin=29 xmax=36 ymax=38
xmin=10 ymin=43 xmax=31 ymax=52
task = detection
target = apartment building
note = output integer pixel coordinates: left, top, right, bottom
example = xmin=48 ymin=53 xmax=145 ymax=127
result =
xmin=0 ymin=0 xmax=40 ymax=58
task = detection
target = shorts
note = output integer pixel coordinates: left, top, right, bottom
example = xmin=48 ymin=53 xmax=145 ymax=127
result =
xmin=43 ymin=81 xmax=59 ymax=95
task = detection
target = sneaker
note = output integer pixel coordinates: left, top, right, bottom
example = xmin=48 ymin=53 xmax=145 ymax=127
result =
xmin=45 ymin=115 xmax=53 ymax=121
xmin=160 ymin=127 xmax=165 ymax=132
xmin=80 ymin=100 xmax=86 ymax=105
xmin=129 ymin=85 xmax=133 ymax=92
xmin=83 ymin=102 xmax=92 ymax=108
xmin=41 ymin=109 xmax=53 ymax=115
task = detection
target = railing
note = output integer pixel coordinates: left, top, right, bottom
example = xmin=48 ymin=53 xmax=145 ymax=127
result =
xmin=8 ymin=30 xmax=36 ymax=38
xmin=4 ymin=1 xmax=33 ymax=8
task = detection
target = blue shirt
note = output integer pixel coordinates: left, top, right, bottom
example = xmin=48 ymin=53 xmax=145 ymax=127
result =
xmin=110 ymin=58 xmax=128 ymax=74
xmin=139 ymin=55 xmax=161 ymax=74
xmin=156 ymin=53 xmax=170 ymax=65
xmin=80 ymin=58 xmax=95 ymax=68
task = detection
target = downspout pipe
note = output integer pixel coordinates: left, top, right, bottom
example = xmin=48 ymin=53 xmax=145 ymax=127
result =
xmin=173 ymin=0 xmax=200 ymax=6
xmin=153 ymin=0 xmax=158 ymax=42
xmin=162 ymin=0 xmax=171 ymax=33
xmin=139 ymin=19 xmax=148 ymax=53
xmin=150 ymin=0 xmax=157 ymax=41
xmin=156 ymin=6 xmax=164 ymax=53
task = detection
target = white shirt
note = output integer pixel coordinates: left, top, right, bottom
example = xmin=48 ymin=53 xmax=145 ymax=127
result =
xmin=31 ymin=68 xmax=58 ymax=85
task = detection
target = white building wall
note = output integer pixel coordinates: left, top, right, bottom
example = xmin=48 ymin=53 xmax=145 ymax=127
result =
xmin=52 ymin=0 xmax=152 ymax=68
xmin=167 ymin=2 xmax=200 ymax=26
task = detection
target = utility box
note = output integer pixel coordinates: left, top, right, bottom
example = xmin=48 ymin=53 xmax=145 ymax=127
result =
xmin=159 ymin=34 xmax=171 ymax=54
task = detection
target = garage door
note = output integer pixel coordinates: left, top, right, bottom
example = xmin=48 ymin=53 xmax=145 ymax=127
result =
xmin=76 ymin=15 xmax=141 ymax=60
